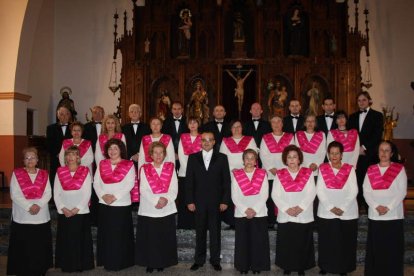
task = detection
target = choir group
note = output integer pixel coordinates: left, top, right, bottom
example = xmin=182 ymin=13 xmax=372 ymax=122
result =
xmin=7 ymin=91 xmax=407 ymax=276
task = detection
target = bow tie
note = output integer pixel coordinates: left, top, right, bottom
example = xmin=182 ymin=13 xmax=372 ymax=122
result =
xmin=359 ymin=109 xmax=367 ymax=114
xmin=325 ymin=115 xmax=334 ymax=118
xmin=290 ymin=115 xmax=299 ymax=120
xmin=132 ymin=123 xmax=139 ymax=125
xmin=61 ymin=124 xmax=68 ymax=127
xmin=252 ymin=119 xmax=260 ymax=122
xmin=95 ymin=122 xmax=102 ymax=125
xmin=174 ymin=118 xmax=181 ymax=122
xmin=216 ymin=121 xmax=223 ymax=125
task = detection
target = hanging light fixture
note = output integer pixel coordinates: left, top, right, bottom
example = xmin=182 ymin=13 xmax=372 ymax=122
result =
xmin=362 ymin=57 xmax=372 ymax=89
xmin=108 ymin=60 xmax=120 ymax=94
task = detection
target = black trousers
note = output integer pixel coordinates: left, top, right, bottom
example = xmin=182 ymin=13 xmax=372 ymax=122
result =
xmin=194 ymin=208 xmax=221 ymax=265
xmin=266 ymin=180 xmax=276 ymax=225
xmin=356 ymin=155 xmax=370 ymax=209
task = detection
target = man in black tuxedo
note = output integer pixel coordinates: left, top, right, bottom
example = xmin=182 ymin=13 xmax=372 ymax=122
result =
xmin=161 ymin=101 xmax=189 ymax=160
xmin=46 ymin=106 xmax=72 ymax=185
xmin=283 ymin=99 xmax=304 ymax=133
xmin=201 ymin=105 xmax=231 ymax=149
xmin=242 ymin=102 xmax=271 ymax=148
xmin=186 ymin=132 xmax=231 ymax=272
xmin=349 ymin=91 xmax=384 ymax=208
xmin=122 ymin=104 xmax=151 ymax=165
xmin=316 ymin=96 xmax=338 ymax=135
xmin=82 ymin=105 xmax=105 ymax=153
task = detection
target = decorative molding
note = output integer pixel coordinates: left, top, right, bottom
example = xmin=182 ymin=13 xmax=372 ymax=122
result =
xmin=0 ymin=92 xmax=32 ymax=102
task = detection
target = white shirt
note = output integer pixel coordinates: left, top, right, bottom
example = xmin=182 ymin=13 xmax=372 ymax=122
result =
xmin=53 ymin=168 xmax=92 ymax=215
xmin=137 ymin=134 xmax=176 ymax=172
xmin=316 ymin=164 xmax=358 ymax=220
xmin=271 ymin=169 xmax=316 ymax=223
xmin=177 ymin=134 xmax=200 ymax=177
xmin=10 ymin=169 xmax=51 ymax=224
xmin=93 ymin=161 xmax=135 ymax=206
xmin=61 ymin=125 xmax=68 ymax=135
xmin=219 ymin=137 xmax=258 ymax=171
xmin=358 ymin=107 xmax=370 ymax=132
xmin=326 ymin=130 xmax=360 ymax=168
xmin=231 ymin=169 xmax=269 ymax=218
xmin=363 ymin=164 xmax=407 ymax=220
xmin=202 ymin=149 xmax=213 ymax=170
xmin=259 ymin=133 xmax=295 ymax=180
xmin=325 ymin=113 xmax=334 ymax=131
xmin=174 ymin=117 xmax=182 ymax=133
xmin=295 ymin=131 xmax=327 ymax=176
xmin=290 ymin=114 xmax=299 ymax=132
xmin=95 ymin=123 xmax=102 ymax=137
xmin=58 ymin=139 xmax=94 ymax=173
xmin=253 ymin=119 xmax=259 ymax=130
xmin=138 ymin=163 xmax=178 ymax=217
xmin=94 ymin=134 xmax=127 ymax=166
xmin=131 ymin=121 xmax=140 ymax=135
xmin=215 ymin=120 xmax=223 ymax=132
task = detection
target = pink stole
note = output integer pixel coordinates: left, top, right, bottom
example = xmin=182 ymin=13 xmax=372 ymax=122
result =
xmin=142 ymin=134 xmax=172 ymax=162
xmin=319 ymin=163 xmax=352 ymax=189
xmin=14 ymin=168 xmax=48 ymax=199
xmin=262 ymin=132 xmax=293 ymax=153
xmin=330 ymin=129 xmax=358 ymax=152
xmin=143 ymin=162 xmax=174 ymax=194
xmin=57 ymin=166 xmax=89 ymax=191
xmin=62 ymin=139 xmax=91 ymax=158
xmin=367 ymin=163 xmax=404 ymax=190
xmin=223 ymin=136 xmax=253 ymax=153
xmin=233 ymin=168 xmax=266 ymax=196
xmin=181 ymin=133 xmax=202 ymax=155
xmin=276 ymin=167 xmax=312 ymax=192
xmin=296 ymin=131 xmax=323 ymax=154
xmin=99 ymin=133 xmax=123 ymax=155
xmin=99 ymin=159 xmax=134 ymax=184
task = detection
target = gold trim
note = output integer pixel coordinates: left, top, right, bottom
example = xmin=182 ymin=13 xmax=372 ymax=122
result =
xmin=0 ymin=92 xmax=32 ymax=102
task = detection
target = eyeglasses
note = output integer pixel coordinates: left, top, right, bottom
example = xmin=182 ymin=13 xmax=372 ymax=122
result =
xmin=201 ymin=139 xmax=214 ymax=143
xmin=24 ymin=157 xmax=38 ymax=161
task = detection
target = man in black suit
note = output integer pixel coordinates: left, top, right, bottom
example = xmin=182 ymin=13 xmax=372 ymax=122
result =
xmin=242 ymin=102 xmax=272 ymax=148
xmin=316 ymin=96 xmax=338 ymax=135
xmin=201 ymin=105 xmax=231 ymax=149
xmin=122 ymin=104 xmax=151 ymax=164
xmin=349 ymin=91 xmax=384 ymax=208
xmin=46 ymin=106 xmax=72 ymax=185
xmin=82 ymin=105 xmax=104 ymax=153
xmin=282 ymin=99 xmax=304 ymax=133
xmin=161 ymin=101 xmax=189 ymax=160
xmin=186 ymin=132 xmax=231 ymax=272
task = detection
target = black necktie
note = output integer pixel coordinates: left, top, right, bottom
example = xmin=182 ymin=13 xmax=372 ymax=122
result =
xmin=95 ymin=122 xmax=102 ymax=124
xmin=132 ymin=122 xmax=139 ymax=125
xmin=291 ymin=115 xmax=299 ymax=120
xmin=252 ymin=119 xmax=259 ymax=122
xmin=174 ymin=119 xmax=181 ymax=122
xmin=325 ymin=115 xmax=334 ymax=118
xmin=359 ymin=109 xmax=367 ymax=114
xmin=216 ymin=121 xmax=223 ymax=125
xmin=61 ymin=124 xmax=68 ymax=127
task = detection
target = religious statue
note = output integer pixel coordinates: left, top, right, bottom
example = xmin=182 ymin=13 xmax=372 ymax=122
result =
xmin=178 ymin=8 xmax=192 ymax=56
xmin=306 ymin=81 xmax=320 ymax=116
xmin=285 ymin=8 xmax=309 ymax=56
xmin=267 ymin=81 xmax=288 ymax=117
xmin=226 ymin=68 xmax=253 ymax=118
xmin=157 ymin=90 xmax=171 ymax=121
xmin=188 ymin=80 xmax=209 ymax=124
xmin=57 ymin=86 xmax=77 ymax=121
xmin=233 ymin=12 xmax=245 ymax=42
xmin=144 ymin=37 xmax=150 ymax=54
xmin=382 ymin=106 xmax=399 ymax=141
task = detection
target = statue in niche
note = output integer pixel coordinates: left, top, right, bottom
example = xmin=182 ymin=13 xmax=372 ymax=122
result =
xmin=306 ymin=81 xmax=320 ymax=116
xmin=267 ymin=81 xmax=288 ymax=117
xmin=157 ymin=89 xmax=171 ymax=121
xmin=188 ymin=80 xmax=209 ymax=124
xmin=57 ymin=86 xmax=77 ymax=121
xmin=285 ymin=8 xmax=308 ymax=56
xmin=178 ymin=8 xmax=192 ymax=56
xmin=233 ymin=12 xmax=245 ymax=42
xmin=226 ymin=68 xmax=253 ymax=117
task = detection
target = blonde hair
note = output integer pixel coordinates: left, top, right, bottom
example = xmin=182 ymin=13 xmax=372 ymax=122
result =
xmin=22 ymin=147 xmax=38 ymax=158
xmin=64 ymin=145 xmax=81 ymax=166
xmin=101 ymin=114 xmax=122 ymax=134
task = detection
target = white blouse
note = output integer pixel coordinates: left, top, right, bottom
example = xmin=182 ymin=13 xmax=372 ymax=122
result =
xmin=316 ymin=164 xmax=359 ymax=220
xmin=295 ymin=131 xmax=327 ymax=176
xmin=10 ymin=169 xmax=51 ymax=224
xmin=231 ymin=169 xmax=269 ymax=218
xmin=177 ymin=134 xmax=200 ymax=177
xmin=271 ymin=169 xmax=316 ymax=223
xmin=138 ymin=163 xmax=178 ymax=217
xmin=137 ymin=134 xmax=175 ymax=172
xmin=326 ymin=130 xmax=360 ymax=168
xmin=58 ymin=139 xmax=94 ymax=173
xmin=93 ymin=161 xmax=135 ymax=206
xmin=94 ymin=134 xmax=127 ymax=166
xmin=53 ymin=168 xmax=92 ymax=215
xmin=363 ymin=164 xmax=407 ymax=220
xmin=259 ymin=133 xmax=295 ymax=180
xmin=219 ymin=137 xmax=258 ymax=171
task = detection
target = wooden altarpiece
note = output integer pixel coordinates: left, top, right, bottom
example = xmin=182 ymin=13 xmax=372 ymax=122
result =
xmin=112 ymin=0 xmax=370 ymax=123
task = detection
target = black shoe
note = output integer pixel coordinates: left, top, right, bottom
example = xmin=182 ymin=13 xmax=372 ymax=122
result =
xmin=319 ymin=270 xmax=327 ymax=275
xmin=190 ymin=263 xmax=203 ymax=271
xmin=340 ymin=274 xmax=347 ymax=276
xmin=157 ymin=268 xmax=164 ymax=272
xmin=225 ymin=225 xmax=235 ymax=230
xmin=298 ymin=271 xmax=305 ymax=276
xmin=212 ymin=264 xmax=222 ymax=271
xmin=283 ymin=271 xmax=291 ymax=275
xmin=240 ymin=271 xmax=248 ymax=274
xmin=268 ymin=223 xmax=275 ymax=229
xmin=253 ymin=271 xmax=261 ymax=274
xmin=146 ymin=267 xmax=154 ymax=273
